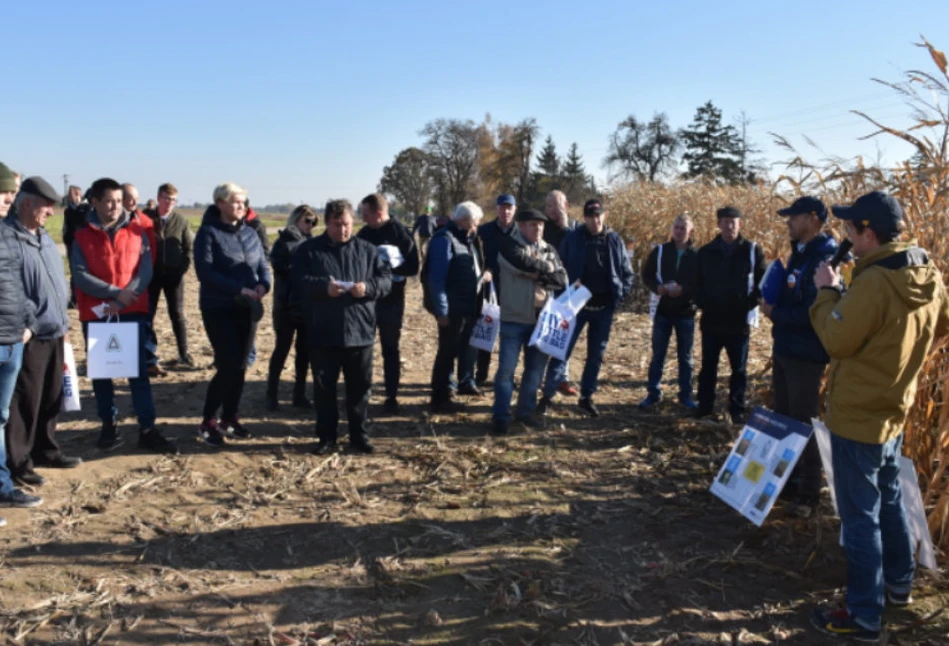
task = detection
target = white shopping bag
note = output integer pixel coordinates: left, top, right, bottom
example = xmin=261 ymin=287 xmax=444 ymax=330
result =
xmin=529 ymin=297 xmax=576 ymax=361
xmin=556 ymin=283 xmax=592 ymax=316
xmin=649 ymin=244 xmax=663 ymax=321
xmin=86 ymin=317 xmax=140 ymax=379
xmin=61 ymin=342 xmax=81 ymax=412
xmin=812 ymin=418 xmax=937 ymax=570
xmin=747 ymin=242 xmax=760 ymax=328
xmin=469 ymin=282 xmax=501 ymax=352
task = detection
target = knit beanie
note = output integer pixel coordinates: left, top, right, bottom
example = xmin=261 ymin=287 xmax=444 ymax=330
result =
xmin=0 ymin=162 xmax=16 ymax=193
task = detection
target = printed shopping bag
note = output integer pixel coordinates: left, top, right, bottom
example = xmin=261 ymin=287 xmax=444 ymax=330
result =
xmin=61 ymin=342 xmax=81 ymax=412
xmin=529 ymin=297 xmax=577 ymax=361
xmin=469 ymin=283 xmax=501 ymax=352
xmin=86 ymin=317 xmax=140 ymax=379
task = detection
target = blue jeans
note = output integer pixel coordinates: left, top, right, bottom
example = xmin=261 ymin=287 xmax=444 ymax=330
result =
xmin=832 ymin=432 xmax=914 ymax=631
xmin=82 ymin=314 xmax=156 ymax=431
xmin=647 ymin=313 xmax=695 ymax=400
xmin=543 ymin=306 xmax=614 ymax=399
xmin=492 ymin=322 xmax=549 ymax=422
xmin=0 ymin=342 xmax=24 ymax=495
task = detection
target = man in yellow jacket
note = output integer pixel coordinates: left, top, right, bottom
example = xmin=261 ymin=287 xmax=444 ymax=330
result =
xmin=809 ymin=191 xmax=949 ymax=642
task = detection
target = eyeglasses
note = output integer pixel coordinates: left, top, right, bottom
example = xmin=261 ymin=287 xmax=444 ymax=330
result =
xmin=303 ymin=218 xmax=317 ymax=225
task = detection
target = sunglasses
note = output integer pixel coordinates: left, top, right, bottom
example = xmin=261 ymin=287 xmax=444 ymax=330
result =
xmin=302 ymin=218 xmax=317 ymax=225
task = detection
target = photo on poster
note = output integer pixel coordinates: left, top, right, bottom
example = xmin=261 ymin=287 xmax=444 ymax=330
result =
xmin=718 ymin=455 xmax=742 ymax=487
xmin=773 ymin=448 xmax=795 ymax=479
xmin=736 ymin=430 xmax=755 ymax=456
xmin=754 ymin=483 xmax=777 ymax=512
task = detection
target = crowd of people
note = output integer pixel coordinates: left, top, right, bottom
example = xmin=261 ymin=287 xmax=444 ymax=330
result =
xmin=1 ymin=158 xmax=948 ymax=640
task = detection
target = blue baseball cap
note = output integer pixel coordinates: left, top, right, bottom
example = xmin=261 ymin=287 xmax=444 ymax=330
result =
xmin=832 ymin=191 xmax=902 ymax=235
xmin=497 ymin=194 xmax=516 ymax=206
xmin=778 ymin=196 xmax=827 ymax=222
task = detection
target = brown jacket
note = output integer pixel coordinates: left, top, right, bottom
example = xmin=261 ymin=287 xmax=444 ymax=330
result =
xmin=810 ymin=241 xmax=949 ymax=444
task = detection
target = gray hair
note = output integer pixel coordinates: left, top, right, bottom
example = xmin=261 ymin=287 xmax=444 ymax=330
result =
xmin=451 ymin=200 xmax=483 ymax=224
xmin=12 ymin=191 xmax=38 ymax=214
xmin=213 ymin=182 xmax=247 ymax=204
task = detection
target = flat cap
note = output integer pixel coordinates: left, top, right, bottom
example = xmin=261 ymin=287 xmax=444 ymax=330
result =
xmin=20 ymin=176 xmax=61 ymax=203
xmin=516 ymin=207 xmax=547 ymax=222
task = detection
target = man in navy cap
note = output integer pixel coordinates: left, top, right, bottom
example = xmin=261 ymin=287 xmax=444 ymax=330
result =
xmin=809 ymin=191 xmax=949 ymax=641
xmin=760 ymin=196 xmax=838 ymax=516
xmin=474 ymin=194 xmax=517 ymax=387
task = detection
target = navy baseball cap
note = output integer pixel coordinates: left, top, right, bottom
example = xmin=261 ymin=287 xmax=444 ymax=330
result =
xmin=497 ymin=194 xmax=516 ymax=206
xmin=583 ymin=199 xmax=604 ymax=217
xmin=832 ymin=191 xmax=902 ymax=235
xmin=778 ymin=196 xmax=827 ymax=222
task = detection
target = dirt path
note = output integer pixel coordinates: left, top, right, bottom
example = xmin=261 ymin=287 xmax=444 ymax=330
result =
xmin=0 ymin=276 xmax=945 ymax=645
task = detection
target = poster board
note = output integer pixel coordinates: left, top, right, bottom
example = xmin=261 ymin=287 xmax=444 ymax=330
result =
xmin=710 ymin=407 xmax=812 ymax=527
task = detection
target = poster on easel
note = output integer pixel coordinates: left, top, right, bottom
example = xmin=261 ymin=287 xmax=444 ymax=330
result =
xmin=710 ymin=407 xmax=813 ymax=527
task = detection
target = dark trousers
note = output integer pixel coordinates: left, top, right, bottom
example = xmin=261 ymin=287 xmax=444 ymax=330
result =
xmin=376 ymin=289 xmax=406 ymax=399
xmin=267 ymin=310 xmax=309 ymax=398
xmin=476 ymin=349 xmax=492 ymax=385
xmin=697 ymin=329 xmax=750 ymax=416
xmin=148 ymin=272 xmax=189 ymax=359
xmin=201 ymin=309 xmax=253 ymax=421
xmin=430 ymin=314 xmax=475 ymax=403
xmin=311 ymin=344 xmax=372 ymax=444
xmin=772 ymin=353 xmax=826 ymax=497
xmin=5 ymin=337 xmax=63 ymax=474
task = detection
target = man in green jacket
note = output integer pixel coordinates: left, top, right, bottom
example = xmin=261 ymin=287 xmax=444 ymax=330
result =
xmin=144 ymin=183 xmax=194 ymax=367
xmin=809 ymin=191 xmax=949 ymax=642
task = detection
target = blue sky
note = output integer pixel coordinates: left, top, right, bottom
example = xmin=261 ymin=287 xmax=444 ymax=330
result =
xmin=2 ymin=0 xmax=945 ymax=207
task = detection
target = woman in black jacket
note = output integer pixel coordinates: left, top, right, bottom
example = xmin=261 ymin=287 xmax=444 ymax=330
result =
xmin=194 ymin=182 xmax=271 ymax=447
xmin=266 ymin=205 xmax=317 ymax=410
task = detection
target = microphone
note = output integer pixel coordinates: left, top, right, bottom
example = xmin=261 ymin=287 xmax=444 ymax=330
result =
xmin=830 ymin=239 xmax=853 ymax=268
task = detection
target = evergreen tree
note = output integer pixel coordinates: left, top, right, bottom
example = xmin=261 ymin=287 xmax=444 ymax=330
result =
xmin=536 ymin=135 xmax=560 ymax=177
xmin=562 ymin=143 xmax=590 ymax=204
xmin=680 ymin=101 xmax=742 ymax=183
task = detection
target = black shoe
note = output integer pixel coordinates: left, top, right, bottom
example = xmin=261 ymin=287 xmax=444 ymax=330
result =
xmin=457 ymin=384 xmax=482 ymax=396
xmin=97 ymin=420 xmax=124 ymax=452
xmin=350 ymin=440 xmax=375 ymax=454
xmin=15 ymin=471 xmax=45 ymax=487
xmin=492 ymin=419 xmax=510 ymax=436
xmin=536 ymin=396 xmax=551 ymax=416
xmin=578 ymin=397 xmax=600 ymax=418
xmin=383 ymin=397 xmax=400 ymax=414
xmin=138 ymin=428 xmax=179 ymax=455
xmin=0 ymin=489 xmax=43 ymax=508
xmin=198 ymin=420 xmax=226 ymax=448
xmin=176 ymin=353 xmax=196 ymax=368
xmin=266 ymin=394 xmax=279 ymax=412
xmin=729 ymin=411 xmax=747 ymax=426
xmin=515 ymin=414 xmax=539 ymax=428
xmin=430 ymin=400 xmax=466 ymax=414
xmin=292 ymin=394 xmax=313 ymax=409
xmin=693 ymin=407 xmax=713 ymax=419
xmin=34 ymin=455 xmax=82 ymax=469
xmin=312 ymin=440 xmax=337 ymax=455
xmin=220 ymin=419 xmax=251 ymax=439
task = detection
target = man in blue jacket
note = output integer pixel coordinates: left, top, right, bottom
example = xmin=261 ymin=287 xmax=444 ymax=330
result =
xmin=538 ymin=199 xmax=634 ymax=417
xmin=5 ymin=177 xmax=82 ymax=487
xmin=760 ymin=196 xmax=837 ymax=515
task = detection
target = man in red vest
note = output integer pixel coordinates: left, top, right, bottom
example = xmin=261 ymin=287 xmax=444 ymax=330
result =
xmin=71 ymin=178 xmax=177 ymax=454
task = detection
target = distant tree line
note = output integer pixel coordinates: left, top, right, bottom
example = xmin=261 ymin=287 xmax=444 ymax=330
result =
xmin=604 ymin=100 xmax=765 ymax=185
xmin=379 ymin=115 xmax=596 ymax=217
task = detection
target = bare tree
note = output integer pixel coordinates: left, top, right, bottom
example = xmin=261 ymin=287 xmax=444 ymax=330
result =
xmin=604 ymin=113 xmax=680 ymax=182
xmin=420 ymin=118 xmax=481 ymax=213
xmin=378 ymin=147 xmax=433 ymax=215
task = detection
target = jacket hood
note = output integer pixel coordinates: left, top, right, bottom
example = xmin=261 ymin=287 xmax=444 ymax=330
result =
xmin=856 ymin=240 xmax=940 ymax=310
xmin=279 ymin=225 xmax=309 ymax=242
xmin=87 ymin=209 xmax=130 ymax=231
xmin=202 ymin=204 xmax=246 ymax=232
xmin=800 ymin=231 xmax=838 ymax=256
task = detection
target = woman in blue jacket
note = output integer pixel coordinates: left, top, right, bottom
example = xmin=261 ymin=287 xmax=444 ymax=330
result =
xmin=194 ymin=182 xmax=270 ymax=447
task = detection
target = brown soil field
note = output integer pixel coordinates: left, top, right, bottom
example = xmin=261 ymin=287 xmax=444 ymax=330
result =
xmin=1 ymin=276 xmax=947 ymax=645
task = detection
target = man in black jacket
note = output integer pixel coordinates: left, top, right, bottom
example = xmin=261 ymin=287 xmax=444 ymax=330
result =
xmin=144 ymin=183 xmax=194 ymax=367
xmin=695 ymin=206 xmax=765 ymax=424
xmin=292 ymin=199 xmax=391 ymax=455
xmin=640 ymin=214 xmax=700 ymax=410
xmin=357 ymin=193 xmax=419 ymax=413
xmin=474 ymin=194 xmax=517 ymax=386
xmin=62 ymin=185 xmax=88 ymax=309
